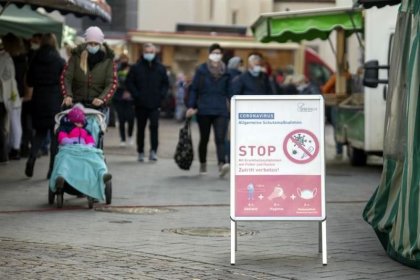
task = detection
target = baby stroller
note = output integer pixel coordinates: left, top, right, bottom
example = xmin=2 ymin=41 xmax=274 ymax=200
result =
xmin=48 ymin=106 xmax=112 ymax=209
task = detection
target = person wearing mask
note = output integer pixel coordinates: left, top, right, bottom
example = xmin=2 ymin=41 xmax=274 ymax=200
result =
xmin=218 ymin=56 xmax=244 ymax=178
xmin=125 ymin=43 xmax=169 ymax=162
xmin=113 ymin=54 xmax=135 ymax=146
xmin=186 ymin=43 xmax=230 ymax=176
xmin=227 ymin=56 xmax=243 ymax=81
xmin=21 ymin=33 xmax=42 ymax=158
xmin=0 ymin=39 xmax=18 ymax=164
xmin=61 ymin=26 xmax=117 ymax=110
xmin=231 ymin=54 xmax=273 ymax=96
xmin=293 ymin=74 xmax=321 ymax=95
xmin=25 ymin=33 xmax=65 ymax=178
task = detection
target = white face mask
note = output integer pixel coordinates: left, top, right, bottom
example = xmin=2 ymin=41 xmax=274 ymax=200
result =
xmin=31 ymin=43 xmax=40 ymax=50
xmin=209 ymin=53 xmax=222 ymax=62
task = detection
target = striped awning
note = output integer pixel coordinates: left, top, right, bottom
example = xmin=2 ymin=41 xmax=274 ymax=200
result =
xmin=363 ymin=0 xmax=420 ymax=269
xmin=0 ymin=0 xmax=111 ymax=22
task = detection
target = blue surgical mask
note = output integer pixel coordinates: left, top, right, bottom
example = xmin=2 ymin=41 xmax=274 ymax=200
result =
xmin=249 ymin=65 xmax=261 ymax=77
xmin=144 ymin=53 xmax=155 ymax=61
xmin=87 ymin=45 xmax=100 ymax=54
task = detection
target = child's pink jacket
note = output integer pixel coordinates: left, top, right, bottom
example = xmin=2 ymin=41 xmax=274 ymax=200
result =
xmin=58 ymin=127 xmax=95 ymax=147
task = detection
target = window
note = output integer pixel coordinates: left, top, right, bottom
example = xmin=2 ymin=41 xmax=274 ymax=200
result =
xmin=308 ymin=63 xmax=331 ymax=85
xmin=232 ymin=10 xmax=238 ymax=25
xmin=209 ymin=0 xmax=214 ymax=20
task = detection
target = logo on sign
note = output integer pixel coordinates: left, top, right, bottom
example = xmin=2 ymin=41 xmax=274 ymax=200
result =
xmin=297 ymin=103 xmax=317 ymax=113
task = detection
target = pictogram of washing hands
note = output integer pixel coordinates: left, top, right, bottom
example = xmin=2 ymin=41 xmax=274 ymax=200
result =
xmin=268 ymin=185 xmax=287 ymax=200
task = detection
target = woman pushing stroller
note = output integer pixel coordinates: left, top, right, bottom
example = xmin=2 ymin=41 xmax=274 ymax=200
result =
xmin=49 ymin=26 xmax=116 ymax=208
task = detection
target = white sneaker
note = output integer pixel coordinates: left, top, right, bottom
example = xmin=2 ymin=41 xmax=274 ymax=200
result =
xmin=119 ymin=141 xmax=126 ymax=147
xmin=219 ymin=163 xmax=230 ymax=178
xmin=138 ymin=153 xmax=145 ymax=162
xmin=128 ymin=137 xmax=135 ymax=146
xmin=149 ymin=150 xmax=158 ymax=161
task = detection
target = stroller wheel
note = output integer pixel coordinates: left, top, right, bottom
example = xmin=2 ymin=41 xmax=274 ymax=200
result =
xmin=105 ymin=181 xmax=112 ymax=205
xmin=48 ymin=187 xmax=55 ymax=205
xmin=56 ymin=192 xmax=64 ymax=208
xmin=88 ymin=197 xmax=94 ymax=209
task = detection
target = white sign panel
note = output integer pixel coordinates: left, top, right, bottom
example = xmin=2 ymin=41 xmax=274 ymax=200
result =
xmin=230 ymin=95 xmax=325 ymax=221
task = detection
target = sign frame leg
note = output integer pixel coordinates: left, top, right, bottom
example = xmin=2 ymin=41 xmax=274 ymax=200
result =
xmin=320 ymin=220 xmax=327 ymax=265
xmin=231 ymin=219 xmax=236 ymax=265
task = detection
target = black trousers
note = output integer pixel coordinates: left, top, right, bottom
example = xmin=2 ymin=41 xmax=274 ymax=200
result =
xmin=196 ymin=115 xmax=228 ymax=164
xmin=114 ymin=100 xmax=135 ymax=142
xmin=135 ymin=106 xmax=159 ymax=154
xmin=30 ymin=126 xmax=57 ymax=173
xmin=20 ymin=101 xmax=33 ymax=154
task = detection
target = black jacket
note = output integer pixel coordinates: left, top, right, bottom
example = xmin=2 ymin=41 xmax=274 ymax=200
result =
xmin=27 ymin=45 xmax=65 ymax=130
xmin=125 ymin=57 xmax=169 ymax=109
xmin=231 ymin=71 xmax=273 ymax=96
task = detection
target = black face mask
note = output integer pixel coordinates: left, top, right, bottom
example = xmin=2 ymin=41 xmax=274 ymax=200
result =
xmin=120 ymin=62 xmax=129 ymax=68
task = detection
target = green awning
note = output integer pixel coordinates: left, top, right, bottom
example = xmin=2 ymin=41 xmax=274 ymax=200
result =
xmin=0 ymin=4 xmax=63 ymax=44
xmin=252 ymin=7 xmax=363 ymax=43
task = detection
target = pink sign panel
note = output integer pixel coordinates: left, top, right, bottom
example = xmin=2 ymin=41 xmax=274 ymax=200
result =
xmin=235 ymin=175 xmax=322 ymax=217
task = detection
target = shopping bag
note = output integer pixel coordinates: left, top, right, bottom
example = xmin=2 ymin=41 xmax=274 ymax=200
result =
xmin=174 ymin=118 xmax=194 ymax=170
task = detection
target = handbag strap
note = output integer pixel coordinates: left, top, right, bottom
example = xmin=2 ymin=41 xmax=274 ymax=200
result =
xmin=184 ymin=118 xmax=192 ymax=137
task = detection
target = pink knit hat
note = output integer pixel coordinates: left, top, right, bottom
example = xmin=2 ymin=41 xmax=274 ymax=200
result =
xmin=68 ymin=105 xmax=86 ymax=124
xmin=84 ymin=26 xmax=104 ymax=44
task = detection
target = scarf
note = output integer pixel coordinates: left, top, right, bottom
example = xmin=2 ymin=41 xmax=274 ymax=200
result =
xmin=206 ymin=60 xmax=226 ymax=79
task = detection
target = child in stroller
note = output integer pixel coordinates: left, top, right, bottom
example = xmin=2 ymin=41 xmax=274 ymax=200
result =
xmin=48 ymin=104 xmax=112 ymax=208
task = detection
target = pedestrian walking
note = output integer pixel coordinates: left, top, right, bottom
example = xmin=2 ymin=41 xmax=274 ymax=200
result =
xmin=125 ymin=42 xmax=169 ymax=162
xmin=25 ymin=33 xmax=65 ymax=178
xmin=113 ymin=54 xmax=135 ymax=147
xmin=174 ymin=73 xmax=187 ymax=122
xmin=2 ymin=33 xmax=25 ymax=160
xmin=61 ymin=26 xmax=117 ymax=110
xmin=293 ymin=74 xmax=321 ymax=95
xmin=0 ymin=39 xmax=19 ymax=164
xmin=219 ymin=56 xmax=244 ymax=178
xmin=227 ymin=56 xmax=243 ymax=81
xmin=185 ymin=43 xmax=230 ymax=176
xmin=231 ymin=54 xmax=273 ymax=96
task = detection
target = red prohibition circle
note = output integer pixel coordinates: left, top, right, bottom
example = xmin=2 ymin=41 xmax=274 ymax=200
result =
xmin=283 ymin=129 xmax=320 ymax=164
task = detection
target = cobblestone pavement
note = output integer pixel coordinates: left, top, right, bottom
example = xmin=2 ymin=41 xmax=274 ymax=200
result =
xmin=0 ymin=120 xmax=418 ymax=279
xmin=0 ymin=238 xmax=285 ymax=280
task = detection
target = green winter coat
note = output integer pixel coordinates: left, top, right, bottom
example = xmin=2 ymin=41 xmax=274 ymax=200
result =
xmin=61 ymin=43 xmax=117 ymax=104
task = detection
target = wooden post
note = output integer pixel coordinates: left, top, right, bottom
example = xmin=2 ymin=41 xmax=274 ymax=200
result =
xmin=335 ymin=28 xmax=347 ymax=98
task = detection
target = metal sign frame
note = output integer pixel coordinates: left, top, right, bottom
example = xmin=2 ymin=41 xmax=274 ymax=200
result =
xmin=230 ymin=95 xmax=327 ymax=265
